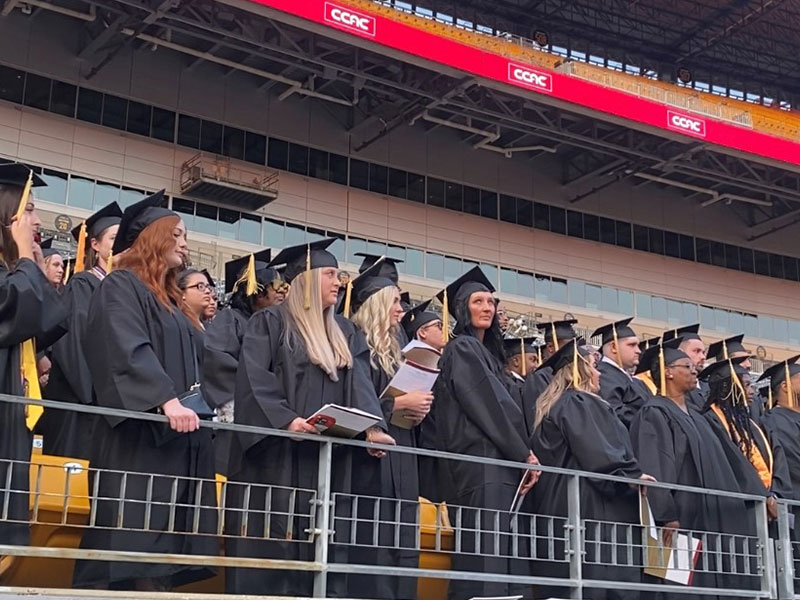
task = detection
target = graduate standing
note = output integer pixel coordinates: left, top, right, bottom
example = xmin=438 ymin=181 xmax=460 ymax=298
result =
xmin=522 ymin=319 xmax=579 ymax=409
xmin=225 ymin=239 xmax=393 ymax=597
xmin=348 ymin=261 xmax=431 ymax=599
xmin=663 ymin=325 xmax=707 ymax=411
xmin=707 ymin=335 xmax=759 ymax=418
xmin=40 ymin=238 xmax=65 ymax=289
xmin=37 ymin=202 xmax=121 ymax=459
xmin=531 ymin=340 xmax=652 ymax=600
xmin=0 ymin=164 xmax=67 ymax=548
xmin=354 ymin=253 xmax=408 ymax=345
xmin=401 ymin=300 xmax=445 ymax=352
xmin=503 ymin=336 xmax=539 ymax=436
xmin=428 ymin=267 xmax=540 ymax=600
xmin=177 ymin=268 xmax=213 ymax=329
xmin=74 ymin=191 xmax=217 ymax=591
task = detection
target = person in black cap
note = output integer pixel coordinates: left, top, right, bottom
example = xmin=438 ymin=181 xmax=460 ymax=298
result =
xmin=74 ymin=191 xmax=217 ymax=591
xmin=39 ymin=238 xmax=65 ymax=288
xmin=428 ymin=266 xmax=539 ymax=600
xmin=348 ymin=260 xmax=430 ymax=600
xmin=400 ymin=299 xmax=445 ymax=352
xmin=531 ymin=339 xmax=653 ymax=600
xmin=759 ymin=356 xmax=800 ymax=591
xmin=631 ymin=340 xmax=757 ymax=596
xmin=200 ymin=269 xmax=217 ymax=322
xmin=502 ymin=336 xmax=540 ymax=437
xmin=521 ymin=319 xmax=579 ymax=410
xmin=634 ymin=336 xmax=661 ymax=394
xmin=225 ymin=239 xmax=392 ymax=597
xmin=354 ymin=252 xmax=402 ymax=285
xmin=35 ymin=202 xmax=123 ymax=460
xmin=592 ymin=318 xmax=651 ymax=428
xmin=0 ymin=163 xmax=67 ymax=549
xmin=663 ymin=324 xmax=707 ymax=411
xmin=708 ymin=334 xmax=762 ymax=419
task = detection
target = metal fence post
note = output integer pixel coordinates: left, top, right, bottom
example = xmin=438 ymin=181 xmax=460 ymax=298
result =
xmin=567 ymin=473 xmax=583 ymax=600
xmin=313 ymin=440 xmax=333 ymax=598
xmin=775 ymin=501 xmax=795 ymax=600
xmin=755 ymin=497 xmax=775 ymax=599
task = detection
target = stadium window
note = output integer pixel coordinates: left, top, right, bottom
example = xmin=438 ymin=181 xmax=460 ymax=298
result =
xmin=481 ymin=264 xmax=498 ymax=288
xmin=151 ymin=107 xmax=176 ymax=143
xmin=239 ymin=213 xmax=261 ymax=244
xmin=172 ymin=197 xmax=194 ymax=218
xmin=463 ymin=185 xmax=480 ymax=215
xmin=263 ymin=218 xmax=285 ymax=249
xmin=68 ymin=176 xmax=95 ymax=210
xmin=551 ymin=278 xmax=568 ymax=304
xmin=309 ymin=148 xmax=330 ymax=180
xmin=682 ymin=302 xmax=698 ymax=324
xmin=346 ymin=236 xmax=366 ymax=263
xmin=714 ymin=308 xmax=729 ymax=332
xmin=518 ymin=271 xmax=534 ymax=298
xmin=789 ymin=321 xmax=800 ymax=345
xmin=223 ymin=126 xmax=246 ymax=161
xmin=724 ymin=244 xmax=740 ymax=271
xmin=388 ymin=245 xmax=406 ymax=269
xmin=599 ymin=217 xmax=615 ymax=244
xmin=349 ymin=159 xmax=369 ymax=191
xmin=37 ymin=169 xmax=68 ymax=205
xmin=369 ymin=163 xmax=388 ymax=195
xmin=480 ymin=190 xmax=498 ymax=219
xmin=601 ymin=287 xmax=617 ymax=312
xmin=407 ymin=172 xmax=425 ymax=203
xmin=0 ymin=65 xmax=25 ymax=103
xmin=739 ymin=247 xmax=755 ymax=273
xmin=743 ymin=314 xmax=759 ymax=338
xmin=784 ymin=257 xmax=799 ymax=282
xmin=194 ymin=202 xmax=218 ymax=236
xmin=500 ymin=268 xmax=518 ymax=295
xmin=329 ymin=153 xmax=349 ymax=185
xmin=267 ymin=138 xmax=289 ymax=171
xmin=76 ymin=88 xmax=103 ymax=125
xmin=426 ymin=252 xmax=444 ymax=280
xmin=534 ymin=202 xmax=549 ymax=231
xmin=759 ymin=316 xmax=775 ymax=340
xmin=499 ymin=194 xmax=516 ymax=224
xmin=50 ymin=80 xmax=75 ymax=118
xmin=329 ymin=235 xmax=346 ymax=262
xmin=567 ymin=210 xmax=583 ymax=238
xmin=405 ymin=248 xmax=424 ymax=277
xmin=244 ymin=132 xmax=267 ymax=166
xmin=570 ymin=50 xmax=586 ymax=61
xmin=550 ymin=207 xmax=567 ymax=234
xmin=618 ymin=289 xmax=634 ymax=315
xmin=769 ymin=253 xmax=785 ymax=279
xmin=200 ymin=120 xmax=223 ymax=155
xmin=287 ymin=143 xmax=309 ymax=176
xmin=388 ymin=168 xmax=408 ymax=199
xmin=633 ymin=225 xmax=649 ymax=252
xmin=218 ymin=207 xmax=240 ymax=240
xmin=585 ymin=284 xmax=601 ymax=310
xmin=444 ymin=256 xmax=462 ymax=282
xmin=615 ymin=221 xmax=632 ymax=248
xmin=663 ymin=231 xmax=679 ymax=258
xmin=695 ymin=238 xmax=711 ymax=264
xmin=589 ymin=55 xmax=604 ymax=66
xmin=583 ymin=213 xmax=599 ymax=241
xmin=126 ymin=101 xmax=151 ymax=137
xmin=119 ymin=187 xmax=146 ymax=210
xmin=516 ymin=198 xmax=533 ymax=227
xmin=624 ymin=64 xmax=641 ymax=75
xmin=94 ymin=181 xmax=120 ymax=209
xmin=635 ymin=293 xmax=651 ymax=319
xmin=284 ymin=222 xmax=305 ymax=246
xmin=652 ymin=296 xmax=667 ymax=321
xmin=679 ymin=234 xmax=695 ymax=261
xmin=774 ymin=318 xmax=789 ymax=343
xmin=699 ymin=305 xmax=714 ymax=329
xmin=23 ymin=73 xmax=50 ymax=111
xmin=101 ymin=94 xmax=127 ymax=131
xmin=648 ymin=228 xmax=664 ymax=255
xmin=710 ymin=241 xmax=725 ymax=267
xmin=476 ymin=24 xmax=493 ymax=35
xmin=307 ymin=227 xmax=327 ymax=244
xmin=445 ymin=181 xmax=463 ymax=211
xmin=754 ymin=250 xmax=770 ymax=276
xmin=568 ymin=280 xmax=585 ymax=307
xmin=728 ymin=310 xmax=744 ymax=334
xmin=177 ymin=114 xmax=201 ymax=149
xmin=667 ymin=299 xmax=683 ymax=324
xmin=427 ymin=178 xmax=445 ymax=207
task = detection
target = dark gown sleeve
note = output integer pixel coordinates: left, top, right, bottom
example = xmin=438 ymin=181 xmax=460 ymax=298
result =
xmin=702 ymin=411 xmax=769 ymax=497
xmin=201 ymin=309 xmax=245 ymax=409
xmin=0 ymin=259 xmax=67 ymax=346
xmin=49 ymin=274 xmax=95 ymax=404
xmin=84 ymin=272 xmax=177 ymax=418
xmin=630 ymin=405 xmax=681 ymax=524
xmin=447 ymin=338 xmax=530 ymax=463
xmin=761 ymin=420 xmax=793 ymax=500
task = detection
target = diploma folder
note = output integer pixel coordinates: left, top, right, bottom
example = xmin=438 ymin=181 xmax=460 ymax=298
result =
xmin=639 ymin=492 xmax=702 ymax=585
xmin=382 ymin=340 xmax=442 ymax=429
xmin=306 ymin=404 xmax=382 ymax=438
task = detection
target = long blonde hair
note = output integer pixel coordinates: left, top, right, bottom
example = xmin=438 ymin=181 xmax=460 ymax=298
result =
xmin=351 ymin=286 xmax=401 ymax=377
xmin=283 ymin=268 xmax=352 ymax=381
xmin=535 ymin=356 xmax=599 ymax=429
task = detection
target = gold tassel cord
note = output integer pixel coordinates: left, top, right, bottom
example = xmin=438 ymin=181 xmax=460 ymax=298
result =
xmin=722 ymin=340 xmax=729 ymax=360
xmin=245 ymin=254 xmax=257 ymax=296
xmin=303 ymin=245 xmax=311 ymax=311
xmin=442 ymin=290 xmax=450 ymax=345
xmin=729 ymin=360 xmax=748 ymax=407
xmin=520 ymin=337 xmax=527 ymax=377
xmin=106 ymin=249 xmax=114 ymax=273
xmin=571 ymin=343 xmax=581 ymax=390
xmin=786 ymin=362 xmax=795 ymax=409
xmin=537 ymin=345 xmax=542 ymax=365
xmin=659 ymin=346 xmax=666 ymax=396
xmin=612 ymin=324 xmax=622 ymax=368
xmin=22 ymin=338 xmax=42 ymax=430
xmin=343 ymin=280 xmax=354 ymax=318
xmin=74 ymin=221 xmax=87 ymax=274
xmin=62 ymin=257 xmax=72 ymax=285
xmin=768 ymin=386 xmax=774 ymax=411
xmin=551 ymin=323 xmax=559 ymax=352
xmin=15 ymin=170 xmax=33 ymax=221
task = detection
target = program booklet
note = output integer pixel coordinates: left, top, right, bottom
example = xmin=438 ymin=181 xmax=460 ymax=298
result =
xmin=640 ymin=492 xmax=702 ymax=585
xmin=382 ymin=340 xmax=442 ymax=429
xmin=306 ymin=404 xmax=382 ymax=438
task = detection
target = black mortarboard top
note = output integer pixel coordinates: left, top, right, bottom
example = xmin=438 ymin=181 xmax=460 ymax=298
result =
xmin=112 ymin=190 xmax=174 ymax=254
xmin=635 ymin=337 xmax=687 ymax=375
xmin=698 ymin=355 xmax=749 ymax=384
xmin=400 ymin=291 xmax=411 ymax=311
xmin=347 ymin=258 xmax=396 ymax=316
xmin=40 ymin=238 xmax=60 ymax=258
xmin=639 ymin=336 xmax=661 ymax=353
xmin=401 ymin=299 xmax=440 ymax=340
xmin=707 ymin=334 xmax=750 ymax=362
xmin=663 ymin=323 xmax=701 ymax=343
xmin=354 ymin=252 xmax=402 ymax=285
xmin=224 ymin=249 xmax=274 ymax=294
xmin=0 ymin=163 xmax=45 ymax=188
xmin=757 ymin=355 xmax=800 ymax=389
xmin=503 ymin=337 xmax=538 ymax=360
xmin=435 ymin=266 xmax=495 ymax=318
xmin=591 ymin=317 xmax=637 ymax=346
xmin=201 ymin=269 xmax=216 ymax=290
xmin=269 ymin=238 xmax=337 ymax=284
xmin=539 ymin=319 xmax=578 ymax=345
xmin=536 ymin=338 xmax=591 ymax=375
xmin=71 ymin=201 xmax=123 ymax=242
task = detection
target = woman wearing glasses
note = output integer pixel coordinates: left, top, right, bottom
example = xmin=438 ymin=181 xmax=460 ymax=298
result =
xmin=178 ymin=268 xmax=214 ymax=329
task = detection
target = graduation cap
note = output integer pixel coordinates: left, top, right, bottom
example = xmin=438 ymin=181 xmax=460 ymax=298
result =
xmin=400 ymin=291 xmax=412 ymax=312
xmin=224 ymin=249 xmax=276 ymax=295
xmin=635 ymin=338 xmax=688 ymax=395
xmin=639 ymin=336 xmax=661 ymax=353
xmin=757 ymin=355 xmax=800 ymax=409
xmin=354 ymin=252 xmax=402 ymax=285
xmin=343 ymin=257 xmax=396 ymax=317
xmin=201 ymin=269 xmax=216 ymax=290
xmin=536 ymin=338 xmax=592 ymax=388
xmin=71 ymin=201 xmax=123 ymax=273
xmin=707 ymin=334 xmax=751 ymax=362
xmin=269 ymin=239 xmax=338 ymax=310
xmin=663 ymin=323 xmax=701 ymax=343
xmin=112 ymin=190 xmax=174 ymax=255
xmin=503 ymin=336 xmax=538 ymax=376
xmin=538 ymin=319 xmax=578 ymax=351
xmin=400 ymin=299 xmax=441 ymax=341
xmin=0 ymin=163 xmax=46 ymax=222
xmin=39 ymin=238 xmax=61 ymax=259
xmin=698 ymin=356 xmax=751 ymax=408
xmin=434 ymin=266 xmax=495 ymax=344
xmin=592 ymin=317 xmax=637 ymax=346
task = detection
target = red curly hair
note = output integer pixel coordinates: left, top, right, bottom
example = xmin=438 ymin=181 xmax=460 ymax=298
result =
xmin=115 ymin=215 xmax=201 ymax=329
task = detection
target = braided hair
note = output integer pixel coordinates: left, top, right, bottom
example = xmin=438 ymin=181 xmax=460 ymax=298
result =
xmin=707 ymin=376 xmax=756 ymax=457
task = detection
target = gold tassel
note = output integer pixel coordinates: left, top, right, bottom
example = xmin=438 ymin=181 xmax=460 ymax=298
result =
xmin=303 ymin=245 xmax=311 ymax=310
xmin=343 ymin=280 xmax=354 ymax=318
xmin=722 ymin=340 xmax=729 ymax=360
xmin=551 ymin=323 xmax=559 ymax=351
xmin=571 ymin=342 xmax=580 ymax=389
xmin=520 ymin=337 xmax=527 ymax=377
xmin=74 ymin=221 xmax=87 ymax=273
xmin=786 ymin=362 xmax=795 ymax=409
xmin=537 ymin=345 xmax=542 ymax=365
xmin=659 ymin=346 xmax=666 ymax=396
xmin=15 ymin=170 xmax=33 ymax=221
xmin=612 ymin=323 xmax=622 ymax=368
xmin=62 ymin=257 xmax=72 ymax=285
xmin=106 ymin=248 xmax=114 ymax=273
xmin=768 ymin=386 xmax=774 ymax=411
xmin=730 ymin=360 xmax=747 ymax=406
xmin=442 ymin=290 xmax=450 ymax=344
xmin=245 ymin=254 xmax=257 ymax=296
xmin=22 ymin=338 xmax=42 ymax=430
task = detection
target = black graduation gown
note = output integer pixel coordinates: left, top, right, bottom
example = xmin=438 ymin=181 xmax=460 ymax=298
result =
xmin=504 ymin=370 xmax=535 ymax=437
xmin=348 ymin=351 xmax=419 ymax=599
xmin=224 ymin=306 xmax=384 ymax=597
xmin=73 ymin=269 xmax=217 ymax=589
xmin=686 ymin=381 xmax=708 ymax=412
xmin=201 ymin=305 xmax=249 ymax=474
xmin=531 ymin=390 xmax=643 ymax=600
xmin=522 ymin=366 xmax=553 ymax=411
xmin=431 ymin=334 xmax=532 ymax=600
xmin=631 ymin=396 xmax=759 ymax=597
xmin=0 ymin=258 xmax=67 ymax=547
xmin=37 ymin=271 xmax=100 ymax=459
xmin=597 ymin=360 xmax=649 ymax=429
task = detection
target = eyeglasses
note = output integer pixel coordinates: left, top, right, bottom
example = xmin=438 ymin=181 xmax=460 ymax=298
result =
xmin=186 ymin=282 xmax=211 ymax=293
xmin=420 ymin=321 xmax=443 ymax=331
xmin=668 ymin=363 xmax=698 ymax=373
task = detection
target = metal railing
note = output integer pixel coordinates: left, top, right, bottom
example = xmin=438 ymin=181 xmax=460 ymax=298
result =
xmin=0 ymin=394 xmax=797 ymax=598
